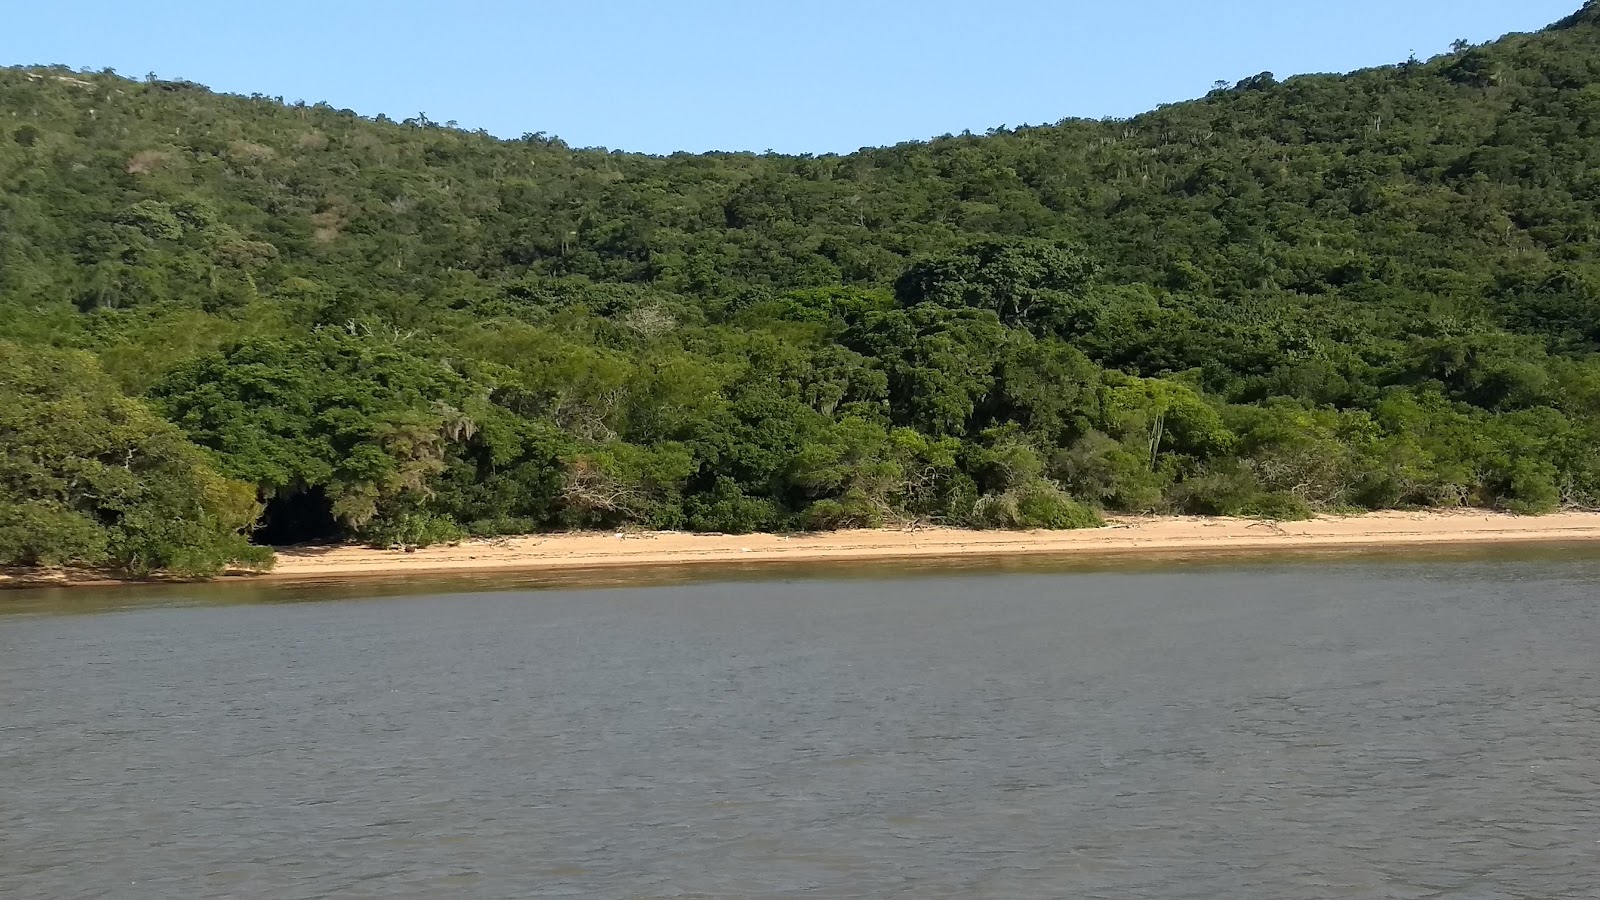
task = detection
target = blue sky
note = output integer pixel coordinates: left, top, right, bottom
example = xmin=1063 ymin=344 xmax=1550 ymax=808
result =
xmin=2 ymin=1 xmax=1581 ymax=155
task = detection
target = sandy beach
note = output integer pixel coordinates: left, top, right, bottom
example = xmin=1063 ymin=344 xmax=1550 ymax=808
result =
xmin=7 ymin=510 xmax=1600 ymax=589
xmin=256 ymin=510 xmax=1600 ymax=582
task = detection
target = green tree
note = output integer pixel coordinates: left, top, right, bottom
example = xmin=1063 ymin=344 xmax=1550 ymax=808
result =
xmin=149 ymin=331 xmax=480 ymax=541
xmin=895 ymin=239 xmax=1099 ymax=338
xmin=0 ymin=341 xmax=269 ymax=574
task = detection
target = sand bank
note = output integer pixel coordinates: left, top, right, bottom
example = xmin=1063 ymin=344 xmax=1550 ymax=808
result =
xmin=259 ymin=510 xmax=1600 ymax=582
xmin=7 ymin=510 xmax=1599 ymax=589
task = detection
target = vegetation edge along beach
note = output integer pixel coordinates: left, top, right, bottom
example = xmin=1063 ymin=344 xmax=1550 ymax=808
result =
xmin=9 ymin=6 xmax=1600 ymax=580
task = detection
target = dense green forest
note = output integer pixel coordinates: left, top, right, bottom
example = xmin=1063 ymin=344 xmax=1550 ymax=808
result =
xmin=6 ymin=6 xmax=1600 ymax=574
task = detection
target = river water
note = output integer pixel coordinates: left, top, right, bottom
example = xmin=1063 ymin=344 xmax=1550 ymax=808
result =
xmin=3 ymin=550 xmax=1599 ymax=899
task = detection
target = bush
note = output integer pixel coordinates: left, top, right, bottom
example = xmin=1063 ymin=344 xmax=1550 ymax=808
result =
xmin=463 ymin=516 xmax=546 ymax=537
xmin=803 ymin=488 xmax=886 ymax=530
xmin=357 ymin=509 xmax=465 ymax=548
xmin=1168 ymin=467 xmax=1258 ymax=516
xmin=1170 ymin=466 xmax=1313 ymax=520
xmin=970 ymin=480 xmax=1103 ymax=530
xmin=0 ymin=502 xmax=109 ymax=568
xmin=684 ymin=478 xmax=779 ymax=534
xmin=1493 ymin=458 xmax=1562 ymax=514
xmin=937 ymin=473 xmax=982 ymax=524
xmin=1051 ymin=431 xmax=1168 ymax=512
xmin=1233 ymin=492 xmax=1315 ymax=521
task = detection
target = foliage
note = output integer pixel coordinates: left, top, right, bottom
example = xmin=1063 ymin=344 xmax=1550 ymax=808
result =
xmin=0 ymin=342 xmax=269 ymax=574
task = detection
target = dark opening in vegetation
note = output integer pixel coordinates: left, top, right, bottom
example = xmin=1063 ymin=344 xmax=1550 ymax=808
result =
xmin=254 ymin=488 xmax=339 ymax=546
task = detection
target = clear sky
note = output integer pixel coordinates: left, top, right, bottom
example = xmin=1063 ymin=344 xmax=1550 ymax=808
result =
xmin=2 ymin=1 xmax=1582 ymax=155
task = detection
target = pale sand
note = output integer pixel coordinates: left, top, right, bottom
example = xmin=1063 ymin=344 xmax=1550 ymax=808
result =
xmin=253 ymin=510 xmax=1600 ymax=583
xmin=7 ymin=511 xmax=1598 ymax=589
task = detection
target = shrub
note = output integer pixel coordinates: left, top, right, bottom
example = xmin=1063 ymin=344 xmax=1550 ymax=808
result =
xmin=1170 ymin=466 xmax=1314 ymax=520
xmin=1493 ymin=458 xmax=1562 ymax=514
xmin=684 ymin=478 xmax=779 ymax=534
xmin=1051 ymin=431 xmax=1169 ymax=512
xmin=0 ymin=502 xmax=108 ymax=569
xmin=357 ymin=509 xmax=465 ymax=548
xmin=803 ymin=488 xmax=886 ymax=530
xmin=971 ymin=480 xmax=1103 ymax=530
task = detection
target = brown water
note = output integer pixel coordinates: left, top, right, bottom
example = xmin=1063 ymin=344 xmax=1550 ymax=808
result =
xmin=4 ymin=550 xmax=1600 ymax=898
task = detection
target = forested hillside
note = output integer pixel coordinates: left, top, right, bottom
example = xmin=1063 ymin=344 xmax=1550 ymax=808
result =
xmin=6 ymin=6 xmax=1600 ymax=574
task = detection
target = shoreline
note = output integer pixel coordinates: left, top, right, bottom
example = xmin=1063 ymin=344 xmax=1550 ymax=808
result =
xmin=7 ymin=510 xmax=1600 ymax=590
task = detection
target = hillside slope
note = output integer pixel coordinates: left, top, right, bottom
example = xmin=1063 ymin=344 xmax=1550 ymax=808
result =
xmin=5 ymin=6 xmax=1600 ymax=572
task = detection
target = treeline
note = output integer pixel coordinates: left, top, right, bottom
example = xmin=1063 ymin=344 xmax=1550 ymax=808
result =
xmin=5 ymin=6 xmax=1600 ymax=574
